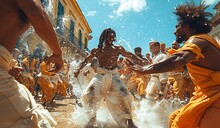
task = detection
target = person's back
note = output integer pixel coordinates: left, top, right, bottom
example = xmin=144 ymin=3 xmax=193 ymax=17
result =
xmin=0 ymin=0 xmax=31 ymax=52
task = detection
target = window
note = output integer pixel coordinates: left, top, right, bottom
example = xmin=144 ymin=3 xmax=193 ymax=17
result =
xmin=70 ymin=20 xmax=75 ymax=43
xmin=56 ymin=0 xmax=64 ymax=35
xmin=85 ymin=38 xmax=88 ymax=48
xmin=78 ymin=30 xmax=82 ymax=49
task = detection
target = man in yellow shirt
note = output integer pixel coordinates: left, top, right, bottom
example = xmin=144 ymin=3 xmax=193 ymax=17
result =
xmin=167 ymin=41 xmax=185 ymax=100
xmin=132 ymin=2 xmax=220 ymax=128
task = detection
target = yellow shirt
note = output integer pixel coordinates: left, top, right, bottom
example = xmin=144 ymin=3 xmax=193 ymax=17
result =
xmin=170 ymin=34 xmax=220 ymax=128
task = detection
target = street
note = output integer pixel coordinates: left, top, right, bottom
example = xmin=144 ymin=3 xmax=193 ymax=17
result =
xmin=49 ymin=96 xmax=77 ymax=128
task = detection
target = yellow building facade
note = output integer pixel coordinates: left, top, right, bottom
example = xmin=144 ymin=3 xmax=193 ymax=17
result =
xmin=42 ymin=0 xmax=92 ymax=60
xmin=17 ymin=0 xmax=92 ymax=61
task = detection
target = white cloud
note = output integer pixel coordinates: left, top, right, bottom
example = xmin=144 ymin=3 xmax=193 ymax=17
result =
xmin=103 ymin=0 xmax=147 ymax=16
xmin=104 ymin=0 xmax=118 ymax=6
xmin=85 ymin=11 xmax=97 ymax=17
xmin=202 ymin=0 xmax=218 ymax=5
xmin=108 ymin=15 xmax=115 ymax=19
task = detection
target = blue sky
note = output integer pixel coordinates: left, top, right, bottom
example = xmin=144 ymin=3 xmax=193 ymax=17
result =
xmin=76 ymin=0 xmax=219 ymax=54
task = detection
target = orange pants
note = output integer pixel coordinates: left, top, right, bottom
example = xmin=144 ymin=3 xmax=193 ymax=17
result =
xmin=38 ymin=77 xmax=57 ymax=103
xmin=57 ymin=81 xmax=67 ymax=97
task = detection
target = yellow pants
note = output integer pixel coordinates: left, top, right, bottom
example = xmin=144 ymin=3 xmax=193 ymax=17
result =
xmin=38 ymin=77 xmax=57 ymax=103
xmin=168 ymin=74 xmax=185 ymax=99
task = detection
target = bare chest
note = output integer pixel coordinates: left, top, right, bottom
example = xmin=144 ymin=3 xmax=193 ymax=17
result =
xmin=96 ymin=49 xmax=119 ymax=68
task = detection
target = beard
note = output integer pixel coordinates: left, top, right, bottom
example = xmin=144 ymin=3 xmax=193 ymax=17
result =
xmin=176 ymin=35 xmax=185 ymax=44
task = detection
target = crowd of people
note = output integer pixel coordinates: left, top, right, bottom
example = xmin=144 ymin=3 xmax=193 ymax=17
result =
xmin=0 ymin=0 xmax=219 ymax=128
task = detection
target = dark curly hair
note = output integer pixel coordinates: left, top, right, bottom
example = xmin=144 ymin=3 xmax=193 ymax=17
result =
xmin=98 ymin=28 xmax=116 ymax=49
xmin=174 ymin=1 xmax=213 ymax=33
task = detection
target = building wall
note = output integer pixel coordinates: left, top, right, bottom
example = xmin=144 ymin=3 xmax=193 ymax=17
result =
xmin=42 ymin=0 xmax=92 ymax=60
xmin=210 ymin=25 xmax=220 ymax=45
xmin=210 ymin=2 xmax=220 ymax=45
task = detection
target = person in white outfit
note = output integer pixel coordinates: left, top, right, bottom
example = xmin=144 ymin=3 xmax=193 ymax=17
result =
xmin=0 ymin=0 xmax=63 ymax=127
xmin=146 ymin=41 xmax=168 ymax=100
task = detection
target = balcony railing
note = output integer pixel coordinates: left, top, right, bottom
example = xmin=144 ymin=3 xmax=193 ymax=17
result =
xmin=47 ymin=13 xmax=90 ymax=53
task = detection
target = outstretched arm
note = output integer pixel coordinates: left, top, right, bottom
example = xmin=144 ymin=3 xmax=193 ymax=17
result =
xmin=119 ymin=46 xmax=147 ymax=65
xmin=132 ymin=51 xmax=195 ymax=75
xmin=17 ymin=0 xmax=63 ymax=72
xmin=74 ymin=49 xmax=96 ymax=77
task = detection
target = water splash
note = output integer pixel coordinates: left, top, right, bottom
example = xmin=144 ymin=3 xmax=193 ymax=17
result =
xmin=69 ymin=63 xmax=185 ymax=127
xmin=17 ymin=0 xmax=55 ymax=53
xmin=62 ymin=16 xmax=71 ymax=23
xmin=133 ymin=98 xmax=184 ymax=128
xmin=42 ymin=0 xmax=53 ymax=13
xmin=18 ymin=27 xmax=39 ymax=52
xmin=117 ymin=39 xmax=132 ymax=51
xmin=71 ymin=102 xmax=118 ymax=128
